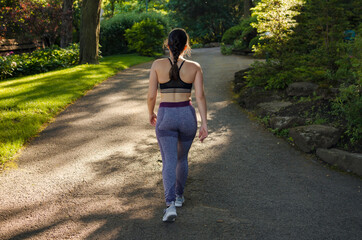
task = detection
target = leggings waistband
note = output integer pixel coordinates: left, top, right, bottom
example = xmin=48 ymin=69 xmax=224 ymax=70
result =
xmin=159 ymin=101 xmax=191 ymax=108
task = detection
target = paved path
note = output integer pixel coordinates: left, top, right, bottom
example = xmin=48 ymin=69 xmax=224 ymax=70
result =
xmin=0 ymin=48 xmax=361 ymax=240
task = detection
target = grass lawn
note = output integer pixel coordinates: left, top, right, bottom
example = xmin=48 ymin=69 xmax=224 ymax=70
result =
xmin=0 ymin=54 xmax=154 ymax=167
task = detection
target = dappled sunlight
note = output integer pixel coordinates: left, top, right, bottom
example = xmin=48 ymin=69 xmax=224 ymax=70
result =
xmin=0 ymin=52 xmax=240 ymax=238
xmin=1 ymin=48 xmax=360 ymax=239
xmin=0 ymin=55 xmax=153 ymax=167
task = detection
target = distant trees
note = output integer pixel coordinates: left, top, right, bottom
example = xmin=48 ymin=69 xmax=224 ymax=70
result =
xmin=0 ymin=0 xmax=62 ymax=46
xmin=167 ymin=0 xmax=244 ymax=43
xmin=104 ymin=0 xmax=123 ymax=18
xmin=60 ymin=0 xmax=73 ymax=48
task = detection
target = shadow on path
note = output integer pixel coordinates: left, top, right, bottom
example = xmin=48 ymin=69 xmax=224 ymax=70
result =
xmin=0 ymin=48 xmax=361 ymax=240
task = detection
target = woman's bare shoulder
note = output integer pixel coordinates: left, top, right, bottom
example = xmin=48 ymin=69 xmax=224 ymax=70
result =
xmin=184 ymin=59 xmax=202 ymax=70
xmin=152 ymin=58 xmax=169 ymax=68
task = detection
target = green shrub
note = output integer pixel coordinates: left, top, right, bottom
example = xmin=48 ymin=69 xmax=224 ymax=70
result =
xmin=0 ymin=44 xmax=79 ymax=81
xmin=334 ymin=24 xmax=362 ymax=85
xmin=221 ymin=24 xmax=244 ymax=44
xmin=249 ymin=36 xmax=260 ymax=49
xmin=220 ymin=43 xmax=233 ymax=55
xmin=333 ymin=83 xmax=362 ymax=149
xmin=221 ymin=17 xmax=257 ymax=55
xmin=265 ymin=71 xmax=294 ymax=90
xmin=191 ymin=43 xmax=203 ymax=49
xmin=245 ymin=60 xmax=279 ymax=88
xmin=100 ymin=12 xmax=169 ymax=56
xmin=222 ymin=17 xmax=257 ymax=45
xmin=124 ymin=19 xmax=167 ymax=56
xmin=247 ymin=60 xmax=328 ymax=90
xmin=233 ymin=39 xmax=248 ymax=50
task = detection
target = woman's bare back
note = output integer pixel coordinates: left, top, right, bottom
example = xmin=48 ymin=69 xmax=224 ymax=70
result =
xmin=153 ymin=57 xmax=201 ymax=102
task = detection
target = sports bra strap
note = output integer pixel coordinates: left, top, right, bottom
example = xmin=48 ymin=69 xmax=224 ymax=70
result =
xmin=179 ymin=60 xmax=185 ymax=70
xmin=167 ymin=58 xmax=186 ymax=70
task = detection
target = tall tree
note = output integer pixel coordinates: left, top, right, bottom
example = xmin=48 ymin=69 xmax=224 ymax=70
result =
xmin=251 ymin=0 xmax=304 ymax=58
xmin=60 ymin=0 xmax=73 ymax=48
xmin=79 ymin=0 xmax=102 ymax=64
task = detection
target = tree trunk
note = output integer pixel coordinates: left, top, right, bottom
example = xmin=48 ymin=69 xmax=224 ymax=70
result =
xmin=244 ymin=0 xmax=253 ymax=18
xmin=79 ymin=0 xmax=102 ymax=64
xmin=60 ymin=0 xmax=73 ymax=48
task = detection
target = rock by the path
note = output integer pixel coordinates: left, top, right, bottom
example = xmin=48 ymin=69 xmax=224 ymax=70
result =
xmin=286 ymin=82 xmax=318 ymax=97
xmin=256 ymin=101 xmax=293 ymax=117
xmin=316 ymin=87 xmax=339 ymax=100
xmin=289 ymin=125 xmax=341 ymax=153
xmin=238 ymin=88 xmax=282 ymax=109
xmin=269 ymin=116 xmax=305 ymax=130
xmin=317 ymin=148 xmax=362 ymax=176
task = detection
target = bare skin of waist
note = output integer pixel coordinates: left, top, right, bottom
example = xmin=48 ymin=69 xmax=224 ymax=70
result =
xmin=160 ymin=92 xmax=191 ymax=102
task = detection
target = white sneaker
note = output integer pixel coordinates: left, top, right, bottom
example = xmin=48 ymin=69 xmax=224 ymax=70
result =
xmin=162 ymin=201 xmax=177 ymax=222
xmin=175 ymin=195 xmax=185 ymax=207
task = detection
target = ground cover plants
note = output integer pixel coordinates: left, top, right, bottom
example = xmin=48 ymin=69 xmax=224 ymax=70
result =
xmin=0 ymin=54 xmax=153 ymax=168
xmin=0 ymin=44 xmax=79 ymax=80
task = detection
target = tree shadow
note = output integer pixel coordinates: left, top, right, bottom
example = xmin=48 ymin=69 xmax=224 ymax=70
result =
xmin=2 ymin=49 xmax=362 ymax=240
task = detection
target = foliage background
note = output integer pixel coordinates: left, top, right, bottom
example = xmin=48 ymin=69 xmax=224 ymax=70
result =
xmin=237 ymin=0 xmax=362 ymax=151
xmin=100 ymin=11 xmax=169 ymax=55
xmin=167 ymin=0 xmax=244 ymax=43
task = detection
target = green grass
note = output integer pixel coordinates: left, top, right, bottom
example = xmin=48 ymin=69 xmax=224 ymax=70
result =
xmin=0 ymin=54 xmax=153 ymax=167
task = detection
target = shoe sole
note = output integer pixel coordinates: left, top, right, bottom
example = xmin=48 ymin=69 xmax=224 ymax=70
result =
xmin=163 ymin=213 xmax=177 ymax=222
xmin=175 ymin=202 xmax=183 ymax=207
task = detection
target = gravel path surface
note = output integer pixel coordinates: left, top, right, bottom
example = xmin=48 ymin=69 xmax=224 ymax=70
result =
xmin=1 ymin=48 xmax=361 ymax=240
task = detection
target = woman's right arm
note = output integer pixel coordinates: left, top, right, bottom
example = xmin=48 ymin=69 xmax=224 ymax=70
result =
xmin=147 ymin=61 xmax=158 ymax=126
xmin=194 ymin=64 xmax=208 ymax=142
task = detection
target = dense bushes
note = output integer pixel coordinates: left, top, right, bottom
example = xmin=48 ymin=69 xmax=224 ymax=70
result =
xmin=333 ymin=84 xmax=362 ymax=148
xmin=332 ymin=24 xmax=362 ymax=148
xmin=245 ymin=1 xmax=361 ymax=90
xmin=240 ymin=0 xmax=362 ymax=150
xmin=220 ymin=17 xmax=258 ymax=55
xmin=0 ymin=44 xmax=79 ymax=80
xmin=0 ymin=0 xmax=62 ymax=46
xmin=125 ymin=19 xmax=167 ymax=56
xmin=221 ymin=24 xmax=244 ymax=45
xmin=100 ymin=12 xmax=169 ymax=56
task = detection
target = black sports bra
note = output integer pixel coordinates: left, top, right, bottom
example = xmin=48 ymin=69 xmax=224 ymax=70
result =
xmin=159 ymin=58 xmax=192 ymax=93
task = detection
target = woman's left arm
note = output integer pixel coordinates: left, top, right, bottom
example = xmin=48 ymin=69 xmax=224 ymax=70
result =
xmin=147 ymin=61 xmax=158 ymax=126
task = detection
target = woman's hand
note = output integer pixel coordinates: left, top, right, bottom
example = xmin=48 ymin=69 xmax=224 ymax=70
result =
xmin=198 ymin=123 xmax=208 ymax=142
xmin=149 ymin=113 xmax=157 ymax=127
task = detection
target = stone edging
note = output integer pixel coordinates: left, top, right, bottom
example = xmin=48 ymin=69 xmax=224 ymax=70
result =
xmin=233 ymin=68 xmax=362 ymax=177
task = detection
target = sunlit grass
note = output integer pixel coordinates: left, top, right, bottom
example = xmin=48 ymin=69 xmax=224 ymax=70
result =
xmin=0 ymin=54 xmax=153 ymax=167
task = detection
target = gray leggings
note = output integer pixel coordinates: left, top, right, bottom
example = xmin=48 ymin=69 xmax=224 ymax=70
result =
xmin=156 ymin=102 xmax=197 ymax=205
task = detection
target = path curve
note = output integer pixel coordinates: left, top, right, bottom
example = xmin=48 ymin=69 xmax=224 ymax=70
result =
xmin=0 ymin=48 xmax=361 ymax=240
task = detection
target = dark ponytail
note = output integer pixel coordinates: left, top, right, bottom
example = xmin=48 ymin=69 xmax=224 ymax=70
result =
xmin=167 ymin=28 xmax=190 ymax=81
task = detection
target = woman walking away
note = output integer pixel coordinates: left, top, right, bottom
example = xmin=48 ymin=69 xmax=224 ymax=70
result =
xmin=147 ymin=28 xmax=208 ymax=222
